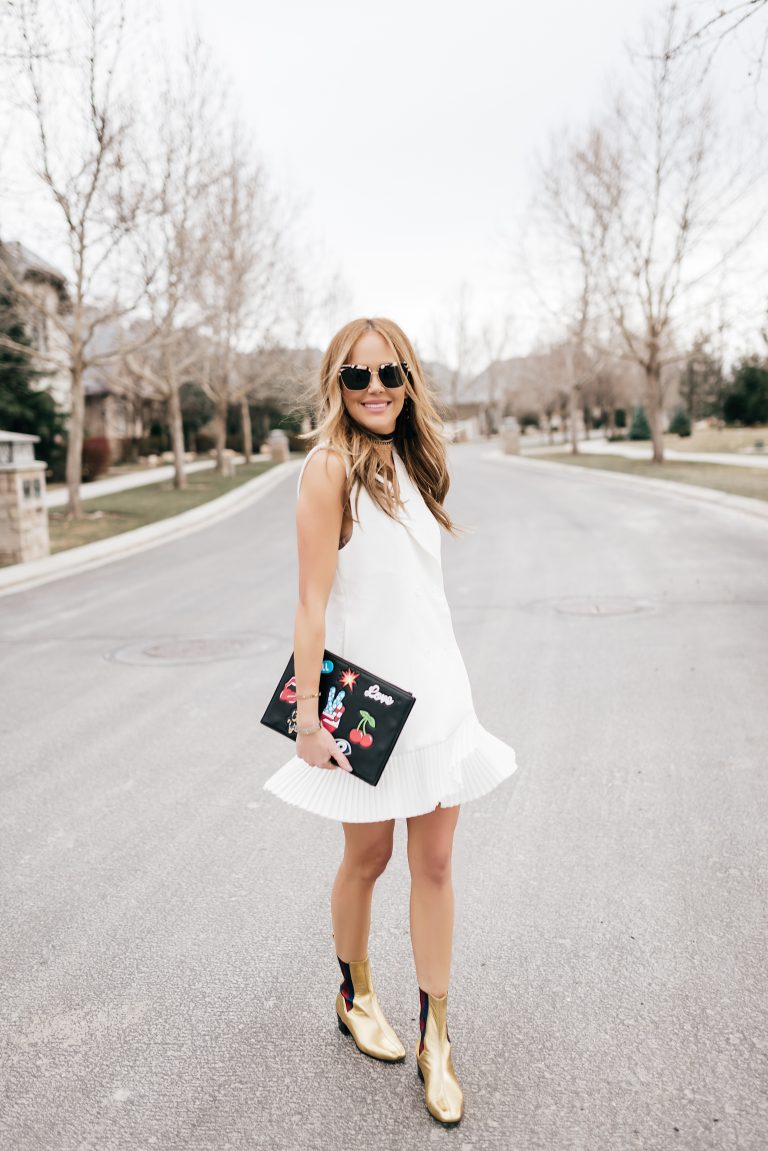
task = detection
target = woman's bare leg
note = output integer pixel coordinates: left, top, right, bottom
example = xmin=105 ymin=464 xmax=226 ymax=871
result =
xmin=406 ymin=803 xmax=461 ymax=994
xmin=331 ymin=818 xmax=395 ymax=960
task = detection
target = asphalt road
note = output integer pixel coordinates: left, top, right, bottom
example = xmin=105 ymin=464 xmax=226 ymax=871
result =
xmin=2 ymin=441 xmax=767 ymax=1151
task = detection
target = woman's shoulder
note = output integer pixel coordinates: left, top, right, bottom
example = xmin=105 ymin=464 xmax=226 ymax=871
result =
xmin=296 ymin=440 xmax=350 ymax=498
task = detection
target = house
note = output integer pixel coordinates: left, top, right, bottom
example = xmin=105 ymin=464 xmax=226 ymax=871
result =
xmin=80 ymin=312 xmax=152 ymax=459
xmin=0 ymin=240 xmax=71 ymax=413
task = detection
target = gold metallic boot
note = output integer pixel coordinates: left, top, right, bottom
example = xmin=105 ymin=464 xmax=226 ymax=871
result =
xmin=335 ymin=956 xmax=406 ymax=1062
xmin=415 ymin=990 xmax=464 ymax=1124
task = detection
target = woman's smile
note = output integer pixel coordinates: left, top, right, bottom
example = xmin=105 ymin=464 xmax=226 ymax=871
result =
xmin=342 ymin=330 xmax=406 ymax=434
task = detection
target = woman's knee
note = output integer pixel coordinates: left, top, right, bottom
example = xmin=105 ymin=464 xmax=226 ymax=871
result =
xmin=344 ymin=832 xmax=394 ymax=882
xmin=408 ymin=843 xmax=453 ymax=885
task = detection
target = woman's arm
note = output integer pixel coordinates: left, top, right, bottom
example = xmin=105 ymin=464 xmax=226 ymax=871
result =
xmin=293 ymin=449 xmax=353 ymax=773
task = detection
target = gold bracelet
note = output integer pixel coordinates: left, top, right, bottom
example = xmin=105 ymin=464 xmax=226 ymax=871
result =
xmin=297 ymin=721 xmax=322 ymax=735
xmin=296 ymin=690 xmax=320 ymax=700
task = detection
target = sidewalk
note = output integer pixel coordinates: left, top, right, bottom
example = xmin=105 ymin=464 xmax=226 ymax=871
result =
xmin=525 ymin=439 xmax=768 ymax=470
xmin=45 ymin=456 xmax=248 ymax=508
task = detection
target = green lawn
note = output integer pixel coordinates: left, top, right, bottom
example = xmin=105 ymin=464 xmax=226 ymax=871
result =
xmin=537 ymin=453 xmax=768 ymax=503
xmin=46 ymin=461 xmax=276 ymax=555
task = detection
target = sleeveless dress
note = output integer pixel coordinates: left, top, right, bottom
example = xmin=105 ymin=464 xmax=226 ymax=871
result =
xmin=262 ymin=441 xmax=518 ymax=822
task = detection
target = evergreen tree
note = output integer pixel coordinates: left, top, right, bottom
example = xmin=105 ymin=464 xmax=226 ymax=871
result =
xmin=0 ymin=284 xmax=67 ymax=476
xmin=629 ymin=405 xmax=652 ymax=440
xmin=723 ymin=358 xmax=768 ymax=426
xmin=669 ymin=407 xmax=692 ymax=436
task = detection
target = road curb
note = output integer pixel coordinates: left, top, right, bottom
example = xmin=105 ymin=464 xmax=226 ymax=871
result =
xmin=488 ymin=450 xmax=768 ymax=524
xmin=0 ymin=459 xmax=301 ymax=598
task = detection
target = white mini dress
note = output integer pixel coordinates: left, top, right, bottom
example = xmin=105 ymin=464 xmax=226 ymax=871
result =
xmin=262 ymin=441 xmax=518 ymax=822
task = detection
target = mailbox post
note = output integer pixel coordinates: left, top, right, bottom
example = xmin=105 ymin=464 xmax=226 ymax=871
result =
xmin=0 ymin=430 xmax=50 ymax=564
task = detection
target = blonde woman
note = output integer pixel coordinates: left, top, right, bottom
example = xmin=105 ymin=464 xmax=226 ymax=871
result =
xmin=263 ymin=317 xmax=518 ymax=1125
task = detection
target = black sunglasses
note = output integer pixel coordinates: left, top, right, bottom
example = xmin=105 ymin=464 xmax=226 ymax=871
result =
xmin=338 ymin=361 xmax=413 ymax=391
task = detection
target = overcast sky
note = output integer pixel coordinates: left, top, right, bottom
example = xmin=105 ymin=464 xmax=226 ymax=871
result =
xmin=2 ymin=0 xmax=762 ymax=363
xmin=161 ymin=0 xmax=660 ymax=357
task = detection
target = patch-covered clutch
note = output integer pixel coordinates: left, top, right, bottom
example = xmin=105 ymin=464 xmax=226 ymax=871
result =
xmin=260 ymin=649 xmax=416 ymax=787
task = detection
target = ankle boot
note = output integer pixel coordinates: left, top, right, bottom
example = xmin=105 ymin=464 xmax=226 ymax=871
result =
xmin=335 ymin=956 xmax=406 ymax=1062
xmin=415 ymin=989 xmax=464 ymax=1124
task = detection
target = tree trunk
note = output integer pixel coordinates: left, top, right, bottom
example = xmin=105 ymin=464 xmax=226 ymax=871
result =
xmin=168 ymin=381 xmax=188 ymax=490
xmin=569 ymin=387 xmax=580 ymax=454
xmin=214 ymin=392 xmax=228 ymax=473
xmin=65 ymin=354 xmax=85 ymax=518
xmin=240 ymin=395 xmax=253 ymax=462
xmin=645 ymin=359 xmax=665 ymax=463
xmin=564 ymin=343 xmax=580 ymax=455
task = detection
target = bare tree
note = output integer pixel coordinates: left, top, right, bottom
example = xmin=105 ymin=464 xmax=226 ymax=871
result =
xmin=199 ymin=133 xmax=283 ymax=473
xmin=2 ymin=0 xmax=154 ymax=516
xmin=573 ymin=3 xmax=763 ymax=462
xmin=478 ymin=313 xmax=514 ymax=435
xmin=431 ymin=282 xmax=477 ymax=413
xmin=664 ymin=1 xmax=768 ymax=80
xmin=530 ymin=130 xmax=609 ymax=454
xmin=123 ymin=38 xmax=226 ymax=488
xmin=586 ymin=355 xmax=636 ymax=439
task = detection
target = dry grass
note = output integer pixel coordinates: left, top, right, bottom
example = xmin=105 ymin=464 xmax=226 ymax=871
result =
xmin=662 ymin=426 xmax=768 ymax=454
xmin=46 ymin=461 xmax=275 ymax=555
xmin=539 ymin=453 xmax=768 ymax=503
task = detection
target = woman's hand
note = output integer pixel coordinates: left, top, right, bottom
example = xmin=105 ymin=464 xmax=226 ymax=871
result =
xmin=296 ymin=725 xmax=353 ymax=773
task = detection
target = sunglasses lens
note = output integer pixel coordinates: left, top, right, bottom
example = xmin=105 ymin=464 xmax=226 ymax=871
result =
xmin=340 ymin=366 xmax=371 ymax=390
xmin=379 ymin=363 xmax=405 ymax=388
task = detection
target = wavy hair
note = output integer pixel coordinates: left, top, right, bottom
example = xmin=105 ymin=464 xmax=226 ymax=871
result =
xmin=300 ymin=317 xmax=459 ymax=535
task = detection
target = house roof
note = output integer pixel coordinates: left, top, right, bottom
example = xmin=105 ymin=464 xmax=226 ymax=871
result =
xmin=0 ymin=429 xmax=41 ymax=442
xmin=0 ymin=240 xmax=69 ymax=295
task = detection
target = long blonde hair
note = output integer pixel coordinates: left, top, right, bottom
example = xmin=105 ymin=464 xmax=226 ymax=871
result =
xmin=303 ymin=317 xmax=459 ymax=535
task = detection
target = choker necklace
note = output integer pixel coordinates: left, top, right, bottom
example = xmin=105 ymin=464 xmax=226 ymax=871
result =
xmin=347 ymin=414 xmax=396 ymax=443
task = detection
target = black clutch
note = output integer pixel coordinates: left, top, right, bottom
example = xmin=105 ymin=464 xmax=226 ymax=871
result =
xmin=260 ymin=648 xmax=416 ymax=787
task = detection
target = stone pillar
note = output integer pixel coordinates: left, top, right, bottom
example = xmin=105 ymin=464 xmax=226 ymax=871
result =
xmin=267 ymin=429 xmax=290 ymax=464
xmin=0 ymin=431 xmax=50 ymax=565
xmin=501 ymin=417 xmax=521 ymax=455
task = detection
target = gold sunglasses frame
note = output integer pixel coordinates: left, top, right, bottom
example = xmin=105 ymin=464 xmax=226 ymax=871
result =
xmin=338 ymin=361 xmax=412 ymax=390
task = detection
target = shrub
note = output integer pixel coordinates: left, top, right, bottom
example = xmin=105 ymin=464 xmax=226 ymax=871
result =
xmin=117 ymin=437 xmax=141 ymax=464
xmin=81 ymin=436 xmax=112 ymax=481
xmin=629 ymin=406 xmax=651 ymax=440
xmin=722 ymin=358 xmax=768 ymax=426
xmin=669 ymin=407 xmax=692 ymax=436
xmin=614 ymin=408 xmax=627 ymax=429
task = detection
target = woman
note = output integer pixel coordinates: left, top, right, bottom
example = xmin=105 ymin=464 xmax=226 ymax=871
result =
xmin=263 ymin=317 xmax=518 ymax=1125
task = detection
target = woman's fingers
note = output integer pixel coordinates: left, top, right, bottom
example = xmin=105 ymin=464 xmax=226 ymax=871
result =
xmin=311 ymin=756 xmax=352 ymax=772
xmin=323 ymin=757 xmax=352 ymax=772
xmin=297 ymin=732 xmax=353 ymax=772
xmin=330 ymin=749 xmax=353 ymax=772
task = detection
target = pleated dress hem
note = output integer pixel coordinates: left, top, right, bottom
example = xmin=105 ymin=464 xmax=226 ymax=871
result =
xmin=262 ymin=711 xmax=518 ymax=823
